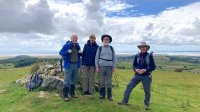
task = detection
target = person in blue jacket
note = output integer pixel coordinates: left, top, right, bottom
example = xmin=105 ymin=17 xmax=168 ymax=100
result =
xmin=82 ymin=34 xmax=99 ymax=95
xmin=118 ymin=42 xmax=156 ymax=110
xmin=59 ymin=35 xmax=82 ymax=102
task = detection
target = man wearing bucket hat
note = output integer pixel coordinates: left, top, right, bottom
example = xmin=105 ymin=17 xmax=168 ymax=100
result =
xmin=118 ymin=42 xmax=156 ymax=110
xmin=95 ymin=34 xmax=116 ymax=101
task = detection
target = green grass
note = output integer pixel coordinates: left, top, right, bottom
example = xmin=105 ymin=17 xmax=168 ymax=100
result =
xmin=0 ymin=63 xmax=14 ymax=69
xmin=0 ymin=66 xmax=200 ymax=112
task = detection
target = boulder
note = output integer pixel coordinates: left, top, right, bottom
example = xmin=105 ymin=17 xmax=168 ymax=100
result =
xmin=37 ymin=68 xmax=44 ymax=74
xmin=45 ymin=64 xmax=54 ymax=70
xmin=16 ymin=76 xmax=31 ymax=86
xmin=49 ymin=69 xmax=57 ymax=76
xmin=44 ymin=68 xmax=49 ymax=76
xmin=55 ymin=72 xmax=64 ymax=79
xmin=41 ymin=75 xmax=64 ymax=91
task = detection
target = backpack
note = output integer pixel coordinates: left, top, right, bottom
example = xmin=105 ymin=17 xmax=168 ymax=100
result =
xmin=136 ymin=52 xmax=153 ymax=65
xmin=27 ymin=73 xmax=42 ymax=91
xmin=99 ymin=46 xmax=114 ymax=61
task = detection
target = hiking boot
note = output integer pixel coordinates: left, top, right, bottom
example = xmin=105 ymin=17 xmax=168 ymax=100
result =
xmin=87 ymin=92 xmax=92 ymax=95
xmin=63 ymin=86 xmax=69 ymax=99
xmin=107 ymin=88 xmax=113 ymax=101
xmin=70 ymin=85 xmax=78 ymax=98
xmin=71 ymin=95 xmax=78 ymax=98
xmin=82 ymin=91 xmax=88 ymax=95
xmin=99 ymin=87 xmax=106 ymax=99
xmin=145 ymin=105 xmax=150 ymax=110
xmin=63 ymin=86 xmax=70 ymax=102
xmin=99 ymin=96 xmax=105 ymax=99
xmin=118 ymin=101 xmax=128 ymax=105
xmin=64 ymin=97 xmax=70 ymax=102
xmin=108 ymin=97 xmax=113 ymax=101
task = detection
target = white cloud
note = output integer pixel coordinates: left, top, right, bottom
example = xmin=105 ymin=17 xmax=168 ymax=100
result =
xmin=0 ymin=0 xmax=200 ymax=54
xmin=103 ymin=0 xmax=133 ymax=12
xmin=0 ymin=0 xmax=55 ymax=34
xmin=103 ymin=2 xmax=200 ymax=45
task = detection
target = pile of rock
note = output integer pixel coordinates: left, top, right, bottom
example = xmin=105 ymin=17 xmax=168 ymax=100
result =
xmin=16 ymin=61 xmax=65 ymax=92
xmin=16 ymin=61 xmax=118 ymax=93
xmin=37 ymin=61 xmax=63 ymax=78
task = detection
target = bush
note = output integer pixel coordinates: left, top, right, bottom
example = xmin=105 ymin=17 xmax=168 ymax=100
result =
xmin=175 ymin=68 xmax=183 ymax=72
xmin=30 ymin=63 xmax=40 ymax=74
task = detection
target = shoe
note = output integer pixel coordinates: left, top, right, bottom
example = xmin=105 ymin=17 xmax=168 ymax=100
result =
xmin=63 ymin=86 xmax=69 ymax=99
xmin=64 ymin=97 xmax=70 ymax=102
xmin=86 ymin=91 xmax=90 ymax=94
xmin=82 ymin=91 xmax=88 ymax=95
xmin=88 ymin=93 xmax=92 ymax=95
xmin=145 ymin=105 xmax=150 ymax=110
xmin=107 ymin=88 xmax=113 ymax=101
xmin=99 ymin=96 xmax=105 ymax=99
xmin=71 ymin=95 xmax=78 ymax=98
xmin=108 ymin=97 xmax=113 ymax=101
xmin=118 ymin=101 xmax=128 ymax=105
xmin=99 ymin=87 xmax=105 ymax=99
xmin=70 ymin=85 xmax=78 ymax=98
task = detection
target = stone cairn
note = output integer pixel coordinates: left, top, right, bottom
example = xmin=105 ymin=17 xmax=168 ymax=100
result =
xmin=16 ymin=61 xmax=109 ymax=94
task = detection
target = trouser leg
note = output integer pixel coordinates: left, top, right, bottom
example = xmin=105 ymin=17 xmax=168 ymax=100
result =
xmin=123 ymin=75 xmax=141 ymax=103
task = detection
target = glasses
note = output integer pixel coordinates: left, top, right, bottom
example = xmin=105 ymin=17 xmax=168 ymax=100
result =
xmin=139 ymin=46 xmax=147 ymax=48
xmin=103 ymin=39 xmax=109 ymax=40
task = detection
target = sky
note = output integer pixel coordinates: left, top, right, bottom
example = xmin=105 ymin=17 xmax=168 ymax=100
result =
xmin=0 ymin=0 xmax=200 ymax=55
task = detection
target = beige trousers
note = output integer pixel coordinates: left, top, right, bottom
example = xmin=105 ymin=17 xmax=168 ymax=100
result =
xmin=82 ymin=66 xmax=95 ymax=94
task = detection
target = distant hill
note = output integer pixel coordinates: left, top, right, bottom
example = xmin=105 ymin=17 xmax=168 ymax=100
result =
xmin=0 ymin=55 xmax=59 ymax=68
xmin=1 ymin=55 xmax=200 ymax=68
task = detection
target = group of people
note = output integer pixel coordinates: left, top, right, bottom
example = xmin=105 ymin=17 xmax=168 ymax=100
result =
xmin=59 ymin=34 xmax=155 ymax=110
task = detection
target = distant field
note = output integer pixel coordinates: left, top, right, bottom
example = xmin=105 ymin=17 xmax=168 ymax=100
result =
xmin=117 ymin=56 xmax=200 ymax=73
xmin=0 ymin=65 xmax=200 ymax=112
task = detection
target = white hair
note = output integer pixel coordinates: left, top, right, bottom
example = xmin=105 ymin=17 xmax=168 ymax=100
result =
xmin=71 ymin=35 xmax=78 ymax=40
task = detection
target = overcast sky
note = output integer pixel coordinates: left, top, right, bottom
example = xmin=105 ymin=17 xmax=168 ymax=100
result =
xmin=0 ymin=0 xmax=200 ymax=55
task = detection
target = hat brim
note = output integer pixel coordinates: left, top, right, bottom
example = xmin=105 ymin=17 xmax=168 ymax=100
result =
xmin=137 ymin=45 xmax=150 ymax=50
xmin=101 ymin=35 xmax=112 ymax=43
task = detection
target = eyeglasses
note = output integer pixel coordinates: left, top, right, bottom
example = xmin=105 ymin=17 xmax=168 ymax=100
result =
xmin=103 ymin=39 xmax=109 ymax=40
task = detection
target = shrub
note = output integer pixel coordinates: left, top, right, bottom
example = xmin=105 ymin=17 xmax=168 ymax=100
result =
xmin=175 ymin=68 xmax=183 ymax=72
xmin=30 ymin=63 xmax=40 ymax=74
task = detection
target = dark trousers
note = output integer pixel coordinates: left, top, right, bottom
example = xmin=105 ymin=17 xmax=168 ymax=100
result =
xmin=123 ymin=74 xmax=152 ymax=106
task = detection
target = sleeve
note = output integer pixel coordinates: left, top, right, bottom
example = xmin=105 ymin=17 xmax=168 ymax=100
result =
xmin=95 ymin=47 xmax=100 ymax=68
xmin=132 ymin=55 xmax=138 ymax=71
xmin=77 ymin=43 xmax=82 ymax=56
xmin=146 ymin=54 xmax=156 ymax=73
xmin=59 ymin=44 xmax=69 ymax=56
xmin=82 ymin=44 xmax=86 ymax=65
xmin=112 ymin=48 xmax=116 ymax=68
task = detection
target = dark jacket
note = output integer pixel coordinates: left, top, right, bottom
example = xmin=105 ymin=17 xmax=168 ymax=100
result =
xmin=59 ymin=41 xmax=81 ymax=69
xmin=132 ymin=52 xmax=156 ymax=76
xmin=82 ymin=40 xmax=99 ymax=66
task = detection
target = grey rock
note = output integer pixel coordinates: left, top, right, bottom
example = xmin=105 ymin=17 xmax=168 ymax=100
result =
xmin=41 ymin=76 xmax=64 ymax=91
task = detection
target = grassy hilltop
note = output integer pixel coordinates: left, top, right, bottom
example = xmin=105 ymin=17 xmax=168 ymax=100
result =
xmin=0 ymin=55 xmax=200 ymax=112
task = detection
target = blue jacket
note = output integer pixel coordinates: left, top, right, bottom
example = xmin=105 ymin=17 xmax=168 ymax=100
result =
xmin=82 ymin=40 xmax=99 ymax=66
xmin=59 ymin=41 xmax=81 ymax=69
xmin=132 ymin=52 xmax=156 ymax=76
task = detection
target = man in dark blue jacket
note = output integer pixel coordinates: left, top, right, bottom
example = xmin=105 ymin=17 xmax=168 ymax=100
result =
xmin=59 ymin=35 xmax=82 ymax=102
xmin=118 ymin=42 xmax=156 ymax=110
xmin=82 ymin=34 xmax=99 ymax=95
